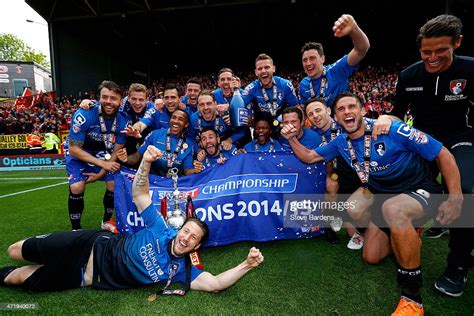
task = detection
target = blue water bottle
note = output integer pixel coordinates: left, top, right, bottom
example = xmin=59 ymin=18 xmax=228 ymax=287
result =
xmin=230 ymin=89 xmax=248 ymax=127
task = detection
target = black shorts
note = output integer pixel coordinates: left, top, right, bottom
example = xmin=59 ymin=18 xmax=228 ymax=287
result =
xmin=21 ymin=229 xmax=104 ymax=292
xmin=370 ymin=179 xmax=443 ymax=232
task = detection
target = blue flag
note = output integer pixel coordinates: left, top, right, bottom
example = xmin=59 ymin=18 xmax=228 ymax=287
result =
xmin=115 ymin=152 xmax=327 ymax=247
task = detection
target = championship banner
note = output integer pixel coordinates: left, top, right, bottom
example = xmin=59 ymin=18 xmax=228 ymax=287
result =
xmin=115 ymin=152 xmax=327 ymax=247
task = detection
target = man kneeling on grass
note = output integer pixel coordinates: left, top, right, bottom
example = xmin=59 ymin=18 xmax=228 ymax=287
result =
xmin=0 ymin=145 xmax=264 ymax=293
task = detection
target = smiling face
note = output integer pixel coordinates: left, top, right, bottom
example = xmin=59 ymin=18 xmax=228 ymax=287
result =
xmin=128 ymin=90 xmax=147 ymax=113
xmin=255 ymin=59 xmax=275 ymax=88
xmin=99 ymin=88 xmax=121 ymax=116
xmin=302 ymin=49 xmax=325 ymax=78
xmin=185 ymin=83 xmax=201 ymax=106
xmin=169 ymin=110 xmax=188 ymax=136
xmin=197 ymin=94 xmax=217 ymax=121
xmin=254 ymin=119 xmax=272 ymax=144
xmin=218 ymin=71 xmax=234 ymax=97
xmin=199 ymin=129 xmax=220 ymax=156
xmin=334 ymin=96 xmax=364 ymax=138
xmin=171 ymin=221 xmax=204 ymax=257
xmin=163 ymin=88 xmax=180 ymax=113
xmin=305 ymin=101 xmax=331 ymax=131
xmin=420 ymin=36 xmax=461 ymax=73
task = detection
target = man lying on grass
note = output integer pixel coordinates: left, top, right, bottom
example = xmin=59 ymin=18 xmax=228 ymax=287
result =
xmin=0 ymin=145 xmax=264 ymax=293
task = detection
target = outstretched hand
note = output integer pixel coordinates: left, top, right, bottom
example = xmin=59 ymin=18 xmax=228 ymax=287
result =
xmin=246 ymin=247 xmax=264 ymax=268
xmin=332 ymin=14 xmax=357 ymax=38
xmin=121 ymin=125 xmax=142 ymax=139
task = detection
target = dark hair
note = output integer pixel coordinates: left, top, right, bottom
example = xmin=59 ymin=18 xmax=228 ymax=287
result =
xmin=253 ymin=111 xmax=274 ymax=128
xmin=186 ymin=77 xmax=202 ymax=87
xmin=282 ymin=106 xmax=303 ymax=122
xmin=184 ymin=217 xmax=209 ymax=243
xmin=217 ymin=68 xmax=234 ymax=78
xmin=163 ymin=83 xmax=179 ymax=96
xmin=333 ymin=91 xmax=363 ymax=108
xmin=301 ymin=42 xmax=324 ymax=57
xmin=417 ymin=14 xmax=463 ymax=47
xmin=198 ymin=90 xmax=216 ymax=102
xmin=98 ymin=80 xmax=122 ymax=96
xmin=199 ymin=127 xmax=218 ymax=137
xmin=304 ymin=96 xmax=328 ymax=109
xmin=255 ymin=53 xmax=273 ymax=65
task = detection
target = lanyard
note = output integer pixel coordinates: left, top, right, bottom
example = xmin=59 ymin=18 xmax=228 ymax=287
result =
xmin=346 ymin=123 xmax=372 ymax=187
xmin=254 ymin=138 xmax=275 ymax=152
xmin=98 ymin=106 xmax=117 ymax=154
xmin=166 ymin=129 xmax=184 ymax=169
xmin=148 ymin=246 xmax=191 ymax=301
xmin=261 ymin=78 xmax=278 ymax=116
xmin=309 ymin=68 xmax=327 ymax=98
xmin=198 ymin=112 xmax=220 ymax=133
xmin=321 ymin=121 xmax=339 ymax=169
xmin=320 ymin=121 xmax=339 ymax=145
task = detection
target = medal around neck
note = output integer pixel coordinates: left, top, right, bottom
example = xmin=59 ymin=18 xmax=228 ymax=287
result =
xmin=104 ymin=153 xmax=112 ymax=161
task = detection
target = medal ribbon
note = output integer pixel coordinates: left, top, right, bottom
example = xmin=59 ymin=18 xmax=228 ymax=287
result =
xmin=98 ymin=106 xmax=117 ymax=155
xmin=346 ymin=123 xmax=372 ymax=187
xmin=309 ymin=68 xmax=327 ymax=98
xmin=254 ymin=138 xmax=275 ymax=152
xmin=166 ymin=129 xmax=185 ymax=169
xmin=261 ymin=78 xmax=278 ymax=116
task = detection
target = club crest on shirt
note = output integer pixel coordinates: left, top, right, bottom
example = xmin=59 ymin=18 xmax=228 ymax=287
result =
xmin=374 ymin=142 xmax=386 ymax=156
xmin=449 ymin=79 xmax=466 ymax=95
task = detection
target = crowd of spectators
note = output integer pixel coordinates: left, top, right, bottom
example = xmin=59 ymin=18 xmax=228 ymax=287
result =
xmin=0 ymin=64 xmax=400 ymax=135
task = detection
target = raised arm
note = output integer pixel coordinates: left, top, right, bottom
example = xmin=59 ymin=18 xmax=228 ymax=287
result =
xmin=190 ymin=247 xmax=264 ymax=292
xmin=333 ymin=14 xmax=370 ymax=66
xmin=436 ymin=146 xmax=463 ymax=225
xmin=132 ymin=145 xmax=163 ymax=213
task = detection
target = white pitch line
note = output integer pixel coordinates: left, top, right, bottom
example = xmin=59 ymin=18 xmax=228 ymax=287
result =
xmin=0 ymin=182 xmax=68 ymax=199
xmin=0 ymin=177 xmax=66 ymax=180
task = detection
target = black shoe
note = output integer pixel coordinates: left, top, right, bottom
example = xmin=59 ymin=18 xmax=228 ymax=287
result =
xmin=422 ymin=227 xmax=449 ymax=238
xmin=0 ymin=266 xmax=18 ymax=285
xmin=325 ymin=229 xmax=340 ymax=244
xmin=434 ymin=266 xmax=468 ymax=297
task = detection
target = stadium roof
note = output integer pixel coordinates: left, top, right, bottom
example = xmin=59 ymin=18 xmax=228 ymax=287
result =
xmin=25 ymin=0 xmax=474 ymax=96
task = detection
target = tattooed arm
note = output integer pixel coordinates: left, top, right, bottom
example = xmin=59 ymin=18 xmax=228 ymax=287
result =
xmin=69 ymin=139 xmax=121 ymax=172
xmin=132 ymin=145 xmax=163 ymax=213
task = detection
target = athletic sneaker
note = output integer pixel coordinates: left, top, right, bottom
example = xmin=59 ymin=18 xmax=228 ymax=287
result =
xmin=347 ymin=231 xmax=364 ymax=250
xmin=101 ymin=220 xmax=118 ymax=234
xmin=434 ymin=266 xmax=468 ymax=297
xmin=421 ymin=227 xmax=449 ymax=238
xmin=391 ymin=296 xmax=424 ymax=316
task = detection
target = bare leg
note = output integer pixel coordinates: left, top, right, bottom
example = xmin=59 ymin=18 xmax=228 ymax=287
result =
xmin=362 ymin=221 xmax=391 ymax=264
xmin=7 ymin=240 xmax=27 ymax=261
xmin=4 ymin=265 xmax=42 ymax=285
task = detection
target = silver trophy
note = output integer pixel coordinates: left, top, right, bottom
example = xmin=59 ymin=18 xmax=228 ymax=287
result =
xmin=165 ymin=168 xmax=187 ymax=229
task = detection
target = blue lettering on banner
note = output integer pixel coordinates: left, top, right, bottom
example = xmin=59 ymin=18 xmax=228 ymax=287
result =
xmin=114 ymin=152 xmax=326 ymax=247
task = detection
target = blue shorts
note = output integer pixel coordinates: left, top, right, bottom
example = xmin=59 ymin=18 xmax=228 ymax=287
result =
xmin=66 ymin=155 xmax=114 ymax=184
